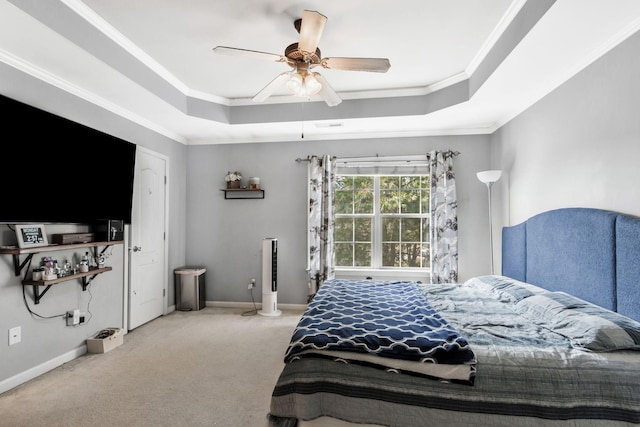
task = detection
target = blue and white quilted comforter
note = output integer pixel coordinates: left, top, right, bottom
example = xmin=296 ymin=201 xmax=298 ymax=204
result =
xmin=284 ymin=279 xmax=477 ymax=384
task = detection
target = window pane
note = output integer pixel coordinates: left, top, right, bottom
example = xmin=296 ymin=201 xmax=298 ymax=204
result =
xmin=400 ymin=189 xmax=420 ymax=213
xmin=354 ymin=176 xmax=373 ymax=190
xmin=335 ymin=190 xmax=353 ymax=214
xmin=350 ymin=176 xmax=372 ymax=214
xmin=335 ymin=218 xmax=353 ymax=241
xmin=354 ymin=190 xmax=373 ymax=214
xmin=401 ymin=243 xmax=422 ymax=267
xmin=422 ymin=245 xmax=431 ymax=268
xmin=336 ymin=243 xmax=354 ymax=267
xmin=354 ymin=217 xmax=371 ymax=241
xmin=401 ymin=218 xmax=420 ymax=241
xmin=354 ymin=243 xmax=371 ymax=267
xmin=380 ymin=176 xmax=399 ymax=189
xmin=421 ymin=189 xmax=429 ymax=213
xmin=380 ymin=189 xmax=398 ymax=214
xmin=382 ymin=217 xmax=399 ymax=241
xmin=382 ymin=243 xmax=399 ymax=267
xmin=422 ymin=218 xmax=430 ymax=243
xmin=336 ymin=175 xmax=353 ymax=190
xmin=401 ymin=176 xmax=420 ymax=189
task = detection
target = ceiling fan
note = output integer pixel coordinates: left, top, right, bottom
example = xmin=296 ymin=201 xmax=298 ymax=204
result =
xmin=213 ymin=10 xmax=391 ymax=107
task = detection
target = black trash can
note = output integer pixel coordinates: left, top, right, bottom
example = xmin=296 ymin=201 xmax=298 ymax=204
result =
xmin=174 ymin=266 xmax=206 ymax=311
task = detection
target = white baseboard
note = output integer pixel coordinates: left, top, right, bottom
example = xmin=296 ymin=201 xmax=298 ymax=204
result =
xmin=207 ymin=300 xmax=306 ymax=311
xmin=0 ymin=345 xmax=87 ymax=395
xmin=1 ymin=302 xmax=305 ymax=395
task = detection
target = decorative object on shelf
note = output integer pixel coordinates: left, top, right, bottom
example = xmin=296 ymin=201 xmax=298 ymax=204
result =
xmin=225 ymin=171 xmax=242 ymax=189
xmin=15 ymin=224 xmax=48 ymax=248
xmin=249 ymin=177 xmax=261 ymax=189
xmin=42 ymin=256 xmax=58 ymax=280
xmin=0 ymin=239 xmax=121 ymax=304
xmin=80 ymin=252 xmax=90 ymax=273
xmin=476 ymin=170 xmax=503 ymax=275
xmin=32 ymin=267 xmax=44 ymax=281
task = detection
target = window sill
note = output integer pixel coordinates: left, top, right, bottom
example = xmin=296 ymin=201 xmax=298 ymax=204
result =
xmin=335 ymin=268 xmax=429 ymax=283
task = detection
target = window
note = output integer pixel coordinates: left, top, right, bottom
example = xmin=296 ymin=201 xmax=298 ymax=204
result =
xmin=334 ymin=174 xmax=430 ymax=270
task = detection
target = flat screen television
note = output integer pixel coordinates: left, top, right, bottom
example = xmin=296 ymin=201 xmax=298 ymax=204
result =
xmin=1 ymin=93 xmax=136 ymax=224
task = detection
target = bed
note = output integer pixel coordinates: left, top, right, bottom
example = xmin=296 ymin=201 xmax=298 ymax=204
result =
xmin=268 ymin=207 xmax=640 ymax=426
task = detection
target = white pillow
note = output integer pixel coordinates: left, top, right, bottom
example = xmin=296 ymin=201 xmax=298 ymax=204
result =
xmin=465 ymin=275 xmax=546 ymax=303
xmin=515 ymin=291 xmax=640 ymax=352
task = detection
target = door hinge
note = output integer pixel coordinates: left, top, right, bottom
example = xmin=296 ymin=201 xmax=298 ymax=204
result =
xmin=163 ymin=289 xmax=166 ymax=297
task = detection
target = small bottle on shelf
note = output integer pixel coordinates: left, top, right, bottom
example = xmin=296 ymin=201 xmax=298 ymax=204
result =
xmin=80 ymin=252 xmax=90 ymax=273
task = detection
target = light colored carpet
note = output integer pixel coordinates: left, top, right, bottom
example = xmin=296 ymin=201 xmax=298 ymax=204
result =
xmin=0 ymin=307 xmax=304 ymax=427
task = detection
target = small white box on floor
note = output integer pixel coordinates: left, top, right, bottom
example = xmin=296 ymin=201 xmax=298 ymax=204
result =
xmin=86 ymin=328 xmax=124 ymax=353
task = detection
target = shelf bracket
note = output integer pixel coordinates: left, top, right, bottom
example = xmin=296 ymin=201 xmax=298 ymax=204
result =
xmin=92 ymin=244 xmax=112 ymax=259
xmin=32 ymin=284 xmax=52 ymax=305
xmin=12 ymin=253 xmax=34 ymax=277
xmin=81 ymin=274 xmax=99 ymax=291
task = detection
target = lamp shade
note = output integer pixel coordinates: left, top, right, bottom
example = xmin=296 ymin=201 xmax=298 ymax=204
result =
xmin=286 ymin=73 xmax=304 ymax=94
xmin=477 ymin=170 xmax=502 ymax=184
xmin=304 ymin=73 xmax=322 ymax=96
xmin=286 ymin=71 xmax=322 ymax=98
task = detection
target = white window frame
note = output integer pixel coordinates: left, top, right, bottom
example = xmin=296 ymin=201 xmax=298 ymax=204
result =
xmin=334 ymin=173 xmax=430 ymax=283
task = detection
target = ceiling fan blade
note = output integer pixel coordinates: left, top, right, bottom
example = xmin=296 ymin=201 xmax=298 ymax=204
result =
xmin=213 ymin=46 xmax=287 ymax=63
xmin=321 ymin=57 xmax=391 ymax=73
xmin=298 ymin=10 xmax=327 ymax=56
xmin=313 ymin=73 xmax=342 ymax=107
xmin=252 ymin=72 xmax=291 ymax=103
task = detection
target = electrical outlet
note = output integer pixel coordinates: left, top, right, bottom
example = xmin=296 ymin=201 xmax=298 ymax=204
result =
xmin=79 ymin=312 xmax=87 ymax=324
xmin=9 ymin=326 xmax=21 ymax=345
xmin=66 ymin=309 xmax=80 ymax=326
xmin=248 ymin=278 xmax=256 ymax=290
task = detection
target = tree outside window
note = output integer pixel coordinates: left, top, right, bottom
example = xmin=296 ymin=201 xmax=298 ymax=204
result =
xmin=335 ymin=175 xmax=430 ymax=270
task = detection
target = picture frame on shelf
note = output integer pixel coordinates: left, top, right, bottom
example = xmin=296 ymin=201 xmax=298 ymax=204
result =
xmin=15 ymin=224 xmax=49 ymax=248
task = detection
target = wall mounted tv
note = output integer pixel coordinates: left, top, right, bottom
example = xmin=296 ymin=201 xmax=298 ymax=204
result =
xmin=1 ymin=94 xmax=136 ymax=224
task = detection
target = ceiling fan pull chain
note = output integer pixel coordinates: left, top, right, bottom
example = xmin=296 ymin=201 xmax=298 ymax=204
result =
xmin=301 ymin=102 xmax=305 ymax=139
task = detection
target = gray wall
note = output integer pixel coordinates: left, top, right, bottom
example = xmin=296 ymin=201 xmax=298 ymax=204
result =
xmin=490 ymin=28 xmax=640 ymax=273
xmin=0 ymin=64 xmax=188 ymax=389
xmin=186 ymin=135 xmax=493 ymax=305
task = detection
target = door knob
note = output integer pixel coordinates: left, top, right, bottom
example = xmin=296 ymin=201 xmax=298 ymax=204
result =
xmin=131 ymin=246 xmax=142 ymax=252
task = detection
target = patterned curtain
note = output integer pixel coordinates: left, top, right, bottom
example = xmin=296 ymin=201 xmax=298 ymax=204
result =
xmin=429 ymin=150 xmax=458 ymax=283
xmin=307 ymin=155 xmax=336 ymax=301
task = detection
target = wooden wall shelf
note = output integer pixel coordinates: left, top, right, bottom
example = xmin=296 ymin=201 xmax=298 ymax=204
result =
xmin=220 ymin=189 xmax=265 ymax=199
xmin=0 ymin=240 xmax=123 ymax=304
xmin=0 ymin=240 xmax=123 ymax=256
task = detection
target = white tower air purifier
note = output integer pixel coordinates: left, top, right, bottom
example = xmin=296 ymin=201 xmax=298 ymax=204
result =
xmin=259 ymin=237 xmax=281 ymax=317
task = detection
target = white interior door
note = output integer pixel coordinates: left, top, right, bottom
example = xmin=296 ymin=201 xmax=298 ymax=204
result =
xmin=128 ymin=147 xmax=167 ymax=330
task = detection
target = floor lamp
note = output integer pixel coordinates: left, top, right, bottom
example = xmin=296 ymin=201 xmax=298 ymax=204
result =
xmin=477 ymin=170 xmax=502 ymax=274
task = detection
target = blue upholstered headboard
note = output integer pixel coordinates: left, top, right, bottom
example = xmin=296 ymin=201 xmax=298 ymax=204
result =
xmin=502 ymin=208 xmax=640 ymax=322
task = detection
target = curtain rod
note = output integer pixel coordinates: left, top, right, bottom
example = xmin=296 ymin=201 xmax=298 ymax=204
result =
xmin=337 ymin=151 xmax=460 ymax=164
xmin=296 ymin=151 xmax=459 ymax=163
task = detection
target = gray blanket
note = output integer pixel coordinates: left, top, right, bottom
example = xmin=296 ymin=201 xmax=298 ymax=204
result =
xmin=269 ymin=280 xmax=640 ymax=426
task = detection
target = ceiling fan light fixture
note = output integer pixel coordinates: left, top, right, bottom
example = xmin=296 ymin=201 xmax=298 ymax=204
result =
xmin=304 ymin=73 xmax=322 ymax=96
xmin=286 ymin=71 xmax=322 ymax=98
xmin=286 ymin=72 xmax=304 ymax=94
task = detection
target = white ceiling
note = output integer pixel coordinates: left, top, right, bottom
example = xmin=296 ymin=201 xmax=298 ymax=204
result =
xmin=2 ymin=0 xmax=640 ymax=144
